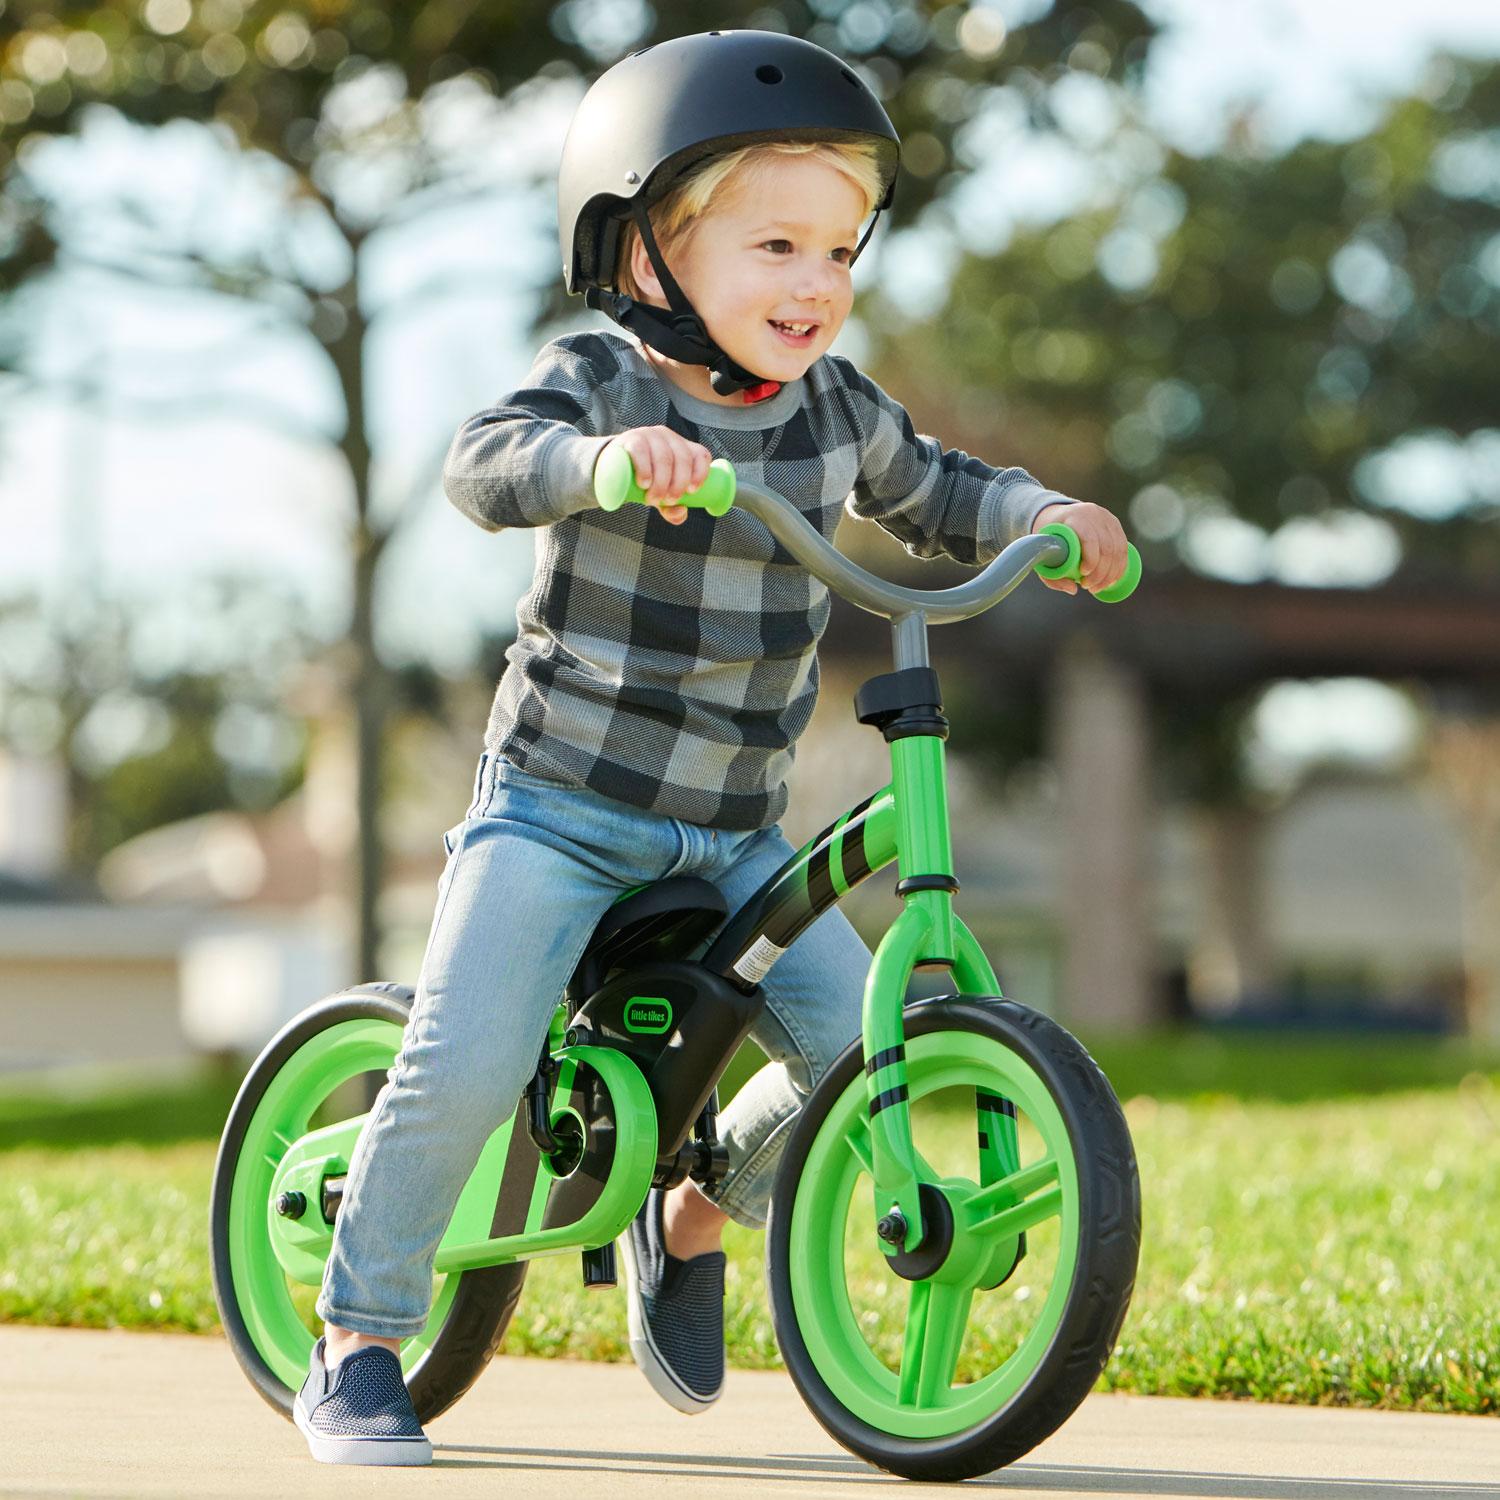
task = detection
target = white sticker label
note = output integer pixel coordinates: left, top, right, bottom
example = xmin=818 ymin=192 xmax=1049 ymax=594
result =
xmin=732 ymin=933 xmax=789 ymax=984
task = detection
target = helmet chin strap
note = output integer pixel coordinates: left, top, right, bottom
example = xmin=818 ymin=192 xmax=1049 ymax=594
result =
xmin=586 ymin=199 xmax=780 ymax=400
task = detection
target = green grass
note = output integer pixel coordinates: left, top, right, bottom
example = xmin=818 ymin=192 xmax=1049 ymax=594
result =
xmin=1077 ymin=1027 xmax=1500 ymax=1106
xmin=0 ymin=1069 xmax=242 ymax=1152
xmin=3 ymin=1028 xmax=1494 ymax=1154
xmin=3 ymin=1065 xmax=1497 ymax=1412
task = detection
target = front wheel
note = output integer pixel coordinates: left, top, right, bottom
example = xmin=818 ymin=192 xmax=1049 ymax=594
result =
xmin=208 ymin=984 xmax=528 ymax=1423
xmin=766 ymin=997 xmax=1139 ymax=1482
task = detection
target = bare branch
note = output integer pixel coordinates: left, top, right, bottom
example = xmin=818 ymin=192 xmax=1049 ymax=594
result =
xmin=367 ymin=269 xmax=522 ymax=324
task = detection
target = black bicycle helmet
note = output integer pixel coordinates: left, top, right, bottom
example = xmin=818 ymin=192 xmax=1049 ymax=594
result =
xmin=558 ymin=30 xmax=901 ymax=398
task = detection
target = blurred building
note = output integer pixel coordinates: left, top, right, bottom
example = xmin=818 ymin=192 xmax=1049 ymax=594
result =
xmin=0 ymin=746 xmax=343 ymax=1076
xmin=0 ymin=751 xmax=197 ymax=1075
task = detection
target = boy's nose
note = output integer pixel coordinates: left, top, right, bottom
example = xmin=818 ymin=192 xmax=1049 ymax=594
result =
xmin=792 ymin=265 xmax=842 ymax=305
xmin=792 ymin=276 xmax=840 ymax=307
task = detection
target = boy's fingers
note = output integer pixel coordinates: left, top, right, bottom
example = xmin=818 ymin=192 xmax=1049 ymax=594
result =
xmin=669 ymin=444 xmax=693 ymax=499
xmin=647 ymin=440 xmax=668 ymax=500
xmin=682 ymin=442 xmax=705 ymax=493
xmin=623 ymin=438 xmax=651 ymax=492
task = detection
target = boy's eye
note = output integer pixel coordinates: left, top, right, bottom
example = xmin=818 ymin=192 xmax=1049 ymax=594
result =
xmin=761 ymin=240 xmax=854 ymax=263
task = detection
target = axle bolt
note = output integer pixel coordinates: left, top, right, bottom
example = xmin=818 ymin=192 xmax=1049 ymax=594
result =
xmin=876 ymin=1210 xmax=907 ymax=1245
xmin=274 ymin=1191 xmax=307 ymax=1220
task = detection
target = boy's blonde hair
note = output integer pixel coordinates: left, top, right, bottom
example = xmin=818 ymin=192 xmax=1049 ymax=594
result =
xmin=614 ymin=140 xmax=885 ymax=300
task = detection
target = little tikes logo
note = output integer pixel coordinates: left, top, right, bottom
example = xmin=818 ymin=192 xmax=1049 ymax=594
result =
xmin=624 ymin=997 xmax=672 ymax=1035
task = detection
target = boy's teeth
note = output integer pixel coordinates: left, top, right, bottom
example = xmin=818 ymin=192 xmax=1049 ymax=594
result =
xmin=774 ymin=321 xmax=812 ymax=334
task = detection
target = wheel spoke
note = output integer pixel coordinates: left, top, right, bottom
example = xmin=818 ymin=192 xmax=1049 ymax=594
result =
xmin=971 ymin=1182 xmax=1062 ymax=1240
xmin=843 ymin=1118 xmax=941 ymax=1191
xmin=844 ymin=1121 xmax=873 ymax=1175
xmin=967 ymin=1155 xmax=1059 ymax=1216
xmin=897 ymin=1279 xmax=973 ymax=1408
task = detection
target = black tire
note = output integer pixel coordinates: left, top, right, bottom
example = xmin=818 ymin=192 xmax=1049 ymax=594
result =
xmin=208 ymin=984 xmax=528 ymax=1424
xmin=765 ymin=996 xmax=1140 ymax=1482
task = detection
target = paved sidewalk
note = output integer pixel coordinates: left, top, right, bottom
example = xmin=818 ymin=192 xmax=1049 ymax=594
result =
xmin=3 ymin=1325 xmax=1497 ymax=1498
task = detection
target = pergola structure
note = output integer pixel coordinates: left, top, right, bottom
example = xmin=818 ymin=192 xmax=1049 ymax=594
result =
xmin=821 ymin=568 xmax=1500 ymax=1032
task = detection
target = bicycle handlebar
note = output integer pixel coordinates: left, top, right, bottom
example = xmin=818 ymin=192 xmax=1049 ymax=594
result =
xmin=591 ymin=447 xmax=1141 ymax=624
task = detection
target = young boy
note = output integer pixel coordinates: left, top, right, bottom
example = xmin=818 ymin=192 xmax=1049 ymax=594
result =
xmin=294 ymin=30 xmax=1129 ymax=1465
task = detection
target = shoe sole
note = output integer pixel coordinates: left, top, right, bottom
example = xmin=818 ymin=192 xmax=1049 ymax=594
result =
xmin=618 ymin=1230 xmax=722 ymax=1416
xmin=294 ymin=1398 xmax=433 ymax=1465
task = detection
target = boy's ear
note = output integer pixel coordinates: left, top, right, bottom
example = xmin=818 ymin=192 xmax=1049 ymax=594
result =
xmin=630 ymin=232 xmax=667 ymax=306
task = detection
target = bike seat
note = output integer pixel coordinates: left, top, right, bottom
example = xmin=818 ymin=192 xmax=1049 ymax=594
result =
xmin=569 ymin=876 xmax=728 ymax=1000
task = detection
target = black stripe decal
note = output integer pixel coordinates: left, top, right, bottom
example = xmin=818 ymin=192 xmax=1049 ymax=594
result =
xmin=864 ymin=1044 xmax=906 ymax=1076
xmin=977 ymin=1090 xmax=1016 ymax=1117
xmin=806 ymin=839 xmax=836 ymax=912
xmin=868 ymin=1084 xmax=909 ymax=1118
xmin=765 ymin=888 xmax=803 ymax=949
xmin=843 ymin=811 xmax=872 ymax=885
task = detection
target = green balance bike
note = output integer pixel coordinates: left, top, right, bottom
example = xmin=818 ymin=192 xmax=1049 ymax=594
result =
xmin=209 ymin=452 xmax=1142 ymax=1482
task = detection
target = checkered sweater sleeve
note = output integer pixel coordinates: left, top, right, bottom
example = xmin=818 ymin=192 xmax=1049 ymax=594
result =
xmin=442 ymin=341 xmax=620 ymax=531
xmin=833 ymin=356 xmax=1072 ymax=565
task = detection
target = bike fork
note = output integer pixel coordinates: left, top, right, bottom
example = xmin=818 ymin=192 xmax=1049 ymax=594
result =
xmin=862 ymin=895 xmax=1020 ymax=1261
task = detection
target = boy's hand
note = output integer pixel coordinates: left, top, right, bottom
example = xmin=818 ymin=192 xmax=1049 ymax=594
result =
xmin=1032 ymin=501 xmax=1130 ymax=595
xmin=598 ymin=428 xmax=713 ymax=526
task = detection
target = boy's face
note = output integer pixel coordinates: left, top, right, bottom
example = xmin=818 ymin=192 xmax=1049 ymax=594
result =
xmin=631 ymin=153 xmax=867 ymax=392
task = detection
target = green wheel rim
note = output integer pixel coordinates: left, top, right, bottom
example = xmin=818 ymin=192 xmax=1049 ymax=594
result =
xmin=225 ymin=1016 xmax=460 ymax=1390
xmin=787 ymin=1029 xmax=1080 ymax=1439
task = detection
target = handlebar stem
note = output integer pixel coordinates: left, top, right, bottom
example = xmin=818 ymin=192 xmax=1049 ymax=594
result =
xmin=892 ymin=612 xmax=930 ymax=672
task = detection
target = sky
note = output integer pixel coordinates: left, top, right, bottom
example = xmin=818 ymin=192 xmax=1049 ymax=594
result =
xmin=1 ymin=0 xmax=1497 ymax=763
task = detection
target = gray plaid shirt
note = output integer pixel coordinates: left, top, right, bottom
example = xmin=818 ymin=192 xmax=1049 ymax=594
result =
xmin=443 ymin=330 xmax=1072 ymax=830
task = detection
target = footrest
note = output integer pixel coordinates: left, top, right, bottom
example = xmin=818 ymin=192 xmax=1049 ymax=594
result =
xmin=582 ymin=1241 xmax=618 ymax=1288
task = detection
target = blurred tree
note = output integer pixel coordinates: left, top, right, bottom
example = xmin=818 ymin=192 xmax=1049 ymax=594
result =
xmin=0 ymin=574 xmax=318 ymax=868
xmin=0 ymin=0 xmax=1158 ymax=980
xmin=866 ymin=54 xmax=1500 ymax=584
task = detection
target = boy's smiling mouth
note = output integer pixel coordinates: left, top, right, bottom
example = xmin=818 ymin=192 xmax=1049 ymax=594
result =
xmin=769 ymin=319 xmax=819 ymax=347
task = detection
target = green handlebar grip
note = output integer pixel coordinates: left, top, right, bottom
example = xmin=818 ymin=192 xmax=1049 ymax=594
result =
xmin=593 ymin=444 xmax=737 ymax=517
xmin=1035 ymin=522 xmax=1142 ymax=603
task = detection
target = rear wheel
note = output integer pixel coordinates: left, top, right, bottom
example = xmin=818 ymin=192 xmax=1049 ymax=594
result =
xmin=766 ymin=997 xmax=1139 ymax=1482
xmin=208 ymin=984 xmax=527 ymax=1422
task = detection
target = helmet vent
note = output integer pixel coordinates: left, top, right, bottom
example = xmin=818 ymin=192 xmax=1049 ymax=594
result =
xmin=755 ymin=64 xmax=784 ymax=85
xmin=841 ymin=68 xmax=861 ymax=88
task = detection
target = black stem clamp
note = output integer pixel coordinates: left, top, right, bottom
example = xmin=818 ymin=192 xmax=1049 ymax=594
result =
xmin=854 ymin=667 xmax=948 ymax=743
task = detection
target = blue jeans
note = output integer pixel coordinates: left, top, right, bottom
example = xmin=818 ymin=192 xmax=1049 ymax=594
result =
xmin=317 ymin=751 xmax=872 ymax=1338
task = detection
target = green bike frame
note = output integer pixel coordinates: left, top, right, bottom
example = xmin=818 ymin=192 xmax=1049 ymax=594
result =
xmin=262 ymin=724 xmax=1007 ymax=1284
xmin=695 ymin=727 xmax=1010 ymax=1260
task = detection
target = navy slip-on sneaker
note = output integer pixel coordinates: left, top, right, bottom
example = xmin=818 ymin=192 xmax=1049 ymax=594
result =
xmin=293 ymin=1337 xmax=432 ymax=1466
xmin=619 ymin=1186 xmax=726 ymax=1414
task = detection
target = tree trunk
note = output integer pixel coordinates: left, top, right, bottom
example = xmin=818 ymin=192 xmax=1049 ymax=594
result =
xmin=325 ymin=239 xmax=390 ymax=984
